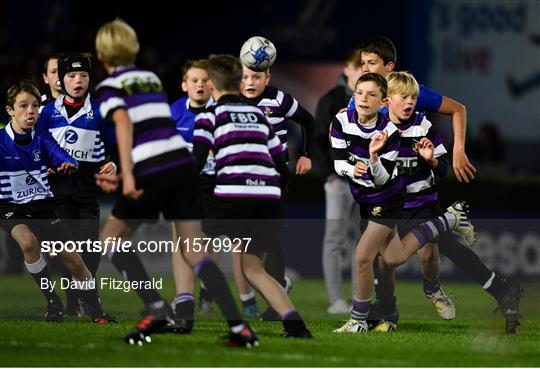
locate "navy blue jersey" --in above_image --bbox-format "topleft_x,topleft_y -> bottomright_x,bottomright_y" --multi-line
331,110 -> 403,205
347,84 -> 443,113
393,112 -> 448,209
170,96 -> 215,175
37,94 -> 115,196
0,123 -> 77,205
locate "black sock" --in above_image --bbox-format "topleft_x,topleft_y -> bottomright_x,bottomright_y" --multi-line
438,232 -> 493,285
73,278 -> 103,319
423,277 -> 441,295
199,286 -> 213,303
25,255 -> 61,304
241,296 -> 257,309
264,236 -> 287,288
282,310 -> 307,334
195,257 -> 243,327
175,299 -> 195,320
58,267 -> 80,307
484,273 -> 508,300
110,250 -> 162,305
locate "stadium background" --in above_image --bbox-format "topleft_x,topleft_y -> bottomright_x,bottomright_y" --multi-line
0,0 -> 539,284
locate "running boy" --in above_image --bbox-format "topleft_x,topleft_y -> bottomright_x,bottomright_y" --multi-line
94,19 -> 258,347
193,54 -> 312,338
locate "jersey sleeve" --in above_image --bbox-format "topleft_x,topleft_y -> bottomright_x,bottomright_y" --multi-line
41,131 -> 78,168
192,111 -> 215,172
417,84 -> 443,112
95,85 -> 128,122
330,115 -> 356,179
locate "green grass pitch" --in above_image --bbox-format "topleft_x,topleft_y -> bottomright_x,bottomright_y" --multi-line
0,275 -> 538,366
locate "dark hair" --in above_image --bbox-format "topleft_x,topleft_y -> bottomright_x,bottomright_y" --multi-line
207,54 -> 243,91
42,53 -> 64,74
344,48 -> 363,67
6,81 -> 41,107
359,36 -> 397,65
182,59 -> 209,81
355,73 -> 388,98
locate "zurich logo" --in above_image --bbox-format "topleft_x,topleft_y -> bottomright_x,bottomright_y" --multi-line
25,176 -> 38,185
64,129 -> 79,144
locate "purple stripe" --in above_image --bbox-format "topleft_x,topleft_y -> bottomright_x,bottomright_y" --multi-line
411,227 -> 429,247
281,310 -> 297,320
194,256 -> 213,275
195,118 -> 214,130
125,92 -> 168,107
351,178 -> 404,204
404,192 -> 438,209
216,152 -> 272,167
216,110 -> 266,124
269,145 -> 285,156
135,157 -> 193,178
215,130 -> 268,146
405,169 -> 433,185
350,146 -> 369,158
193,135 -> 212,146
133,127 -> 177,146
97,89 -> 123,103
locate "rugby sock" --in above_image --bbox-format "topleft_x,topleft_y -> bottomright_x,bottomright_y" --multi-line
195,256 -> 243,327
282,310 -> 308,335
109,250 -> 162,305
73,277 -> 104,319
411,215 -> 454,247
350,297 -> 371,321
423,277 -> 441,295
438,233 -> 494,288
199,286 -> 213,303
240,291 -> 258,309
175,293 -> 195,322
483,273 -> 508,300
25,255 -> 62,304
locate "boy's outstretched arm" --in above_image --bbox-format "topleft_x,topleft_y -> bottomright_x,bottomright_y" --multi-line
437,96 -> 476,183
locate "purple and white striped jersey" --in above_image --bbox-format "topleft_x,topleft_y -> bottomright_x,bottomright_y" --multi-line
193,94 -> 286,199
241,85 -> 300,152
393,112 -> 447,209
95,66 -> 192,178
331,109 -> 404,205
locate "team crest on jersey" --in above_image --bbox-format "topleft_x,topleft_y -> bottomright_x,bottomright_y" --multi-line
86,110 -> 94,119
371,206 -> 382,217
32,150 -> 41,162
263,107 -> 273,116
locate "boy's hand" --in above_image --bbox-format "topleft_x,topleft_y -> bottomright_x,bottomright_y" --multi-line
369,130 -> 388,156
95,173 -> 120,193
56,162 -> 77,175
353,161 -> 368,178
296,156 -> 312,175
122,172 -> 144,200
100,161 -> 117,176
453,149 -> 476,183
416,137 -> 435,161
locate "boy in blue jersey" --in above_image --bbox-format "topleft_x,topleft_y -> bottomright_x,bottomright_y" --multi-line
0,81 -> 112,323
94,19 -> 258,347
331,73 -> 474,333
193,54 -> 312,338
373,72 -> 523,334
38,53 -> 117,316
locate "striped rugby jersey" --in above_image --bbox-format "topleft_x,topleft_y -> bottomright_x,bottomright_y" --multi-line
193,94 -> 286,199
0,123 -> 77,205
331,109 -> 403,205
241,85 -> 308,154
392,112 -> 448,209
95,66 -> 192,178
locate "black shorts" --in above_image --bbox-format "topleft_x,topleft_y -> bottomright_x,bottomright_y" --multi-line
112,164 -> 204,226
397,202 -> 443,238
207,197 -> 282,254
0,198 -> 73,243
359,196 -> 404,230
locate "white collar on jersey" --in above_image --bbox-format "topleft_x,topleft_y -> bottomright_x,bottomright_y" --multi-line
5,121 -> 36,141
54,93 -> 93,124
